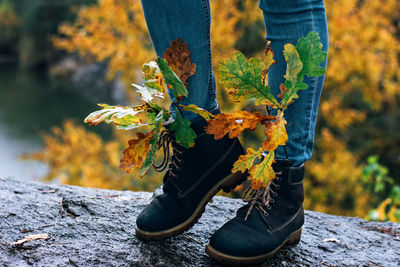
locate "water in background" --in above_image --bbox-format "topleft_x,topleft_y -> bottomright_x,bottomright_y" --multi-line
0,63 -> 114,181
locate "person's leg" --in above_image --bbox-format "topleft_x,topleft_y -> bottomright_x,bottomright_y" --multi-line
262,0 -> 329,166
135,0 -> 246,241
140,0 -> 218,120
206,0 -> 328,264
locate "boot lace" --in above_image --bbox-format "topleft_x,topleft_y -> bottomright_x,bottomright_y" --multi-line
241,171 -> 282,221
152,129 -> 185,183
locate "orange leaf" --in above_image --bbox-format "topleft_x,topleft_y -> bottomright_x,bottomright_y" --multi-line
119,131 -> 154,173
163,38 -> 196,88
206,111 -> 275,140
262,113 -> 288,151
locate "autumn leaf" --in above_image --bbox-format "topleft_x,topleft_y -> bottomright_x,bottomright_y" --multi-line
206,111 -> 275,140
218,51 -> 279,107
142,61 -> 166,92
262,112 -> 288,151
261,41 -> 276,87
8,234 -> 50,246
283,43 -> 303,88
131,61 -> 165,103
157,57 -> 188,101
232,147 -> 264,173
296,31 -> 327,79
163,38 -> 196,88
170,111 -> 196,148
119,131 -> 154,173
140,111 -> 164,177
84,104 -> 144,129
248,151 -> 276,190
179,104 -> 213,121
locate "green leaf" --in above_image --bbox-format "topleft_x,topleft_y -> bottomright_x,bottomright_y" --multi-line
179,104 -> 213,121
139,111 -> 164,177
218,51 -> 278,107
296,31 -> 327,79
283,44 -> 303,88
84,104 -> 145,129
170,111 -> 196,148
156,57 -> 188,101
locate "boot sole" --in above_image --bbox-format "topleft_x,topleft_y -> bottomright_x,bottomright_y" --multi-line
205,227 -> 302,266
135,171 -> 247,241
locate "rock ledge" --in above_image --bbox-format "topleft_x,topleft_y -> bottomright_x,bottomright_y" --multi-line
0,178 -> 399,266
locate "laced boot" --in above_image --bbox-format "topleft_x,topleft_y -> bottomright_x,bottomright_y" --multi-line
135,118 -> 247,240
205,159 -> 305,265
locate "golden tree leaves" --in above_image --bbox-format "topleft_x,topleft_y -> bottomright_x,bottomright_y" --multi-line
163,38 -> 196,88
205,111 -> 275,140
262,113 -> 288,152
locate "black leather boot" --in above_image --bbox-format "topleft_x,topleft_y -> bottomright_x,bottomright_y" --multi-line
135,118 -> 247,240
205,159 -> 305,265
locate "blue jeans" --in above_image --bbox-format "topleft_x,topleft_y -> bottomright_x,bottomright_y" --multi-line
140,0 -> 328,166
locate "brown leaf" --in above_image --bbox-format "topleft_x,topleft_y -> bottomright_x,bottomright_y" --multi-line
163,38 -> 196,88
206,111 -> 275,140
278,83 -> 289,100
119,131 -> 154,173
8,234 -> 50,245
261,41 -> 276,87
262,112 -> 288,151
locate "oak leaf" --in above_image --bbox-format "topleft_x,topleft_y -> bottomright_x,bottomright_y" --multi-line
206,111 -> 275,140
170,111 -> 196,148
139,111 -> 164,177
249,151 -> 276,190
261,41 -> 276,87
262,112 -> 288,151
120,131 -> 154,173
163,38 -> 196,88
179,104 -> 213,121
218,51 -> 279,107
157,57 -> 188,101
232,147 -> 264,173
84,104 -> 143,129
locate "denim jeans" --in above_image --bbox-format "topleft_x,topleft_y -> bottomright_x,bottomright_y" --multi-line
140,0 -> 328,166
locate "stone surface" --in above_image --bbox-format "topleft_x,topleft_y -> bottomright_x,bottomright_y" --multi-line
0,177 -> 399,267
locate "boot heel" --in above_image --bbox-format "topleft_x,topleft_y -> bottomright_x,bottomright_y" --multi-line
286,228 -> 302,246
220,171 -> 247,193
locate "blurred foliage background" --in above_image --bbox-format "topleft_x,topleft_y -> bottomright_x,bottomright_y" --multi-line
1,0 -> 399,222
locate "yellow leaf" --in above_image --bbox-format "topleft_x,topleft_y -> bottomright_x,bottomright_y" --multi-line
119,131 -> 154,173
249,151 -> 276,190
232,147 -> 263,173
180,104 -> 214,121
262,112 -> 288,151
206,111 -> 275,140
